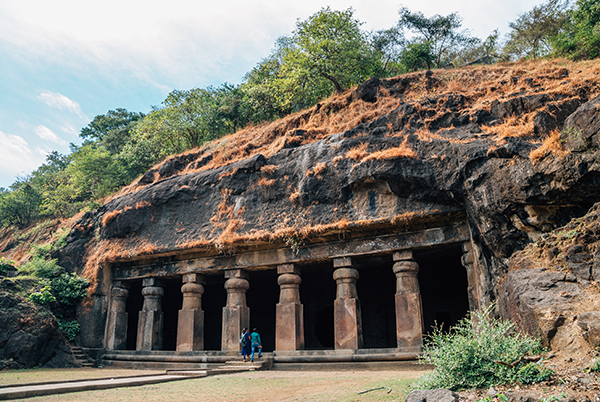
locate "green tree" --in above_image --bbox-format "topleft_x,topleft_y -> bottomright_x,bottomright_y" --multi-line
397,7 -> 473,68
369,27 -> 407,76
399,41 -> 436,71
0,180 -> 42,229
553,0 -> 600,60
503,0 -> 569,60
243,7 -> 382,116
80,108 -> 144,154
29,152 -> 77,219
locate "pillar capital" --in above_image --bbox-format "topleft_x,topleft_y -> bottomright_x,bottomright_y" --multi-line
332,256 -> 353,268
277,263 -> 300,275
182,273 -> 206,284
224,269 -> 249,280
142,277 -> 163,287
277,273 -> 302,286
333,267 -> 359,282
393,249 -> 413,262
224,277 -> 250,291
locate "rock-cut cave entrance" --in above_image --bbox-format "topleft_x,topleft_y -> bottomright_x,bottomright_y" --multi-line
301,261 -> 336,349
415,245 -> 469,335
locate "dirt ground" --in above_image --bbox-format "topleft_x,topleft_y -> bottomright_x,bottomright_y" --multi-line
1,369 -> 428,402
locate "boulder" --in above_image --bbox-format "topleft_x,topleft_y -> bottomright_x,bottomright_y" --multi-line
562,94 -> 600,151
577,311 -> 600,348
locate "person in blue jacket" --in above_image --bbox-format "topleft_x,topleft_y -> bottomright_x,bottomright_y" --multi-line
250,328 -> 262,362
240,327 -> 251,362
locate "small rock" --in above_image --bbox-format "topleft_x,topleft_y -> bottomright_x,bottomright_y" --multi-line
405,388 -> 459,402
488,387 -> 498,397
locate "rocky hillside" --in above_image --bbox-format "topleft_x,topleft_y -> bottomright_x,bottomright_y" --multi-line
2,59 -> 600,372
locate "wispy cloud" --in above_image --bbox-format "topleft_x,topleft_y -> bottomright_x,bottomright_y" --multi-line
0,130 -> 47,183
35,125 -> 66,145
37,91 -> 87,119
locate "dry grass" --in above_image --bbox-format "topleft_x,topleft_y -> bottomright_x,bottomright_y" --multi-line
529,130 -> 569,163
306,162 -> 327,176
260,164 -> 278,174
101,206 -> 132,226
257,177 -> 276,187
482,113 -> 535,140
361,138 -> 417,162
345,142 -> 369,160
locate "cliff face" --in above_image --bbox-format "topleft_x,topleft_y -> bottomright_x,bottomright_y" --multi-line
57,60 -> 600,351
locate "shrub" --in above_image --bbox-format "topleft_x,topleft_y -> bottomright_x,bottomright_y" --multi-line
0,257 -> 15,276
29,285 -> 56,305
50,273 -> 89,305
57,318 -> 80,341
587,358 -> 600,372
18,257 -> 62,279
516,362 -> 554,384
413,305 -> 546,391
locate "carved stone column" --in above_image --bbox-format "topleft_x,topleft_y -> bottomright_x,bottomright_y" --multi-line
461,241 -> 481,311
136,278 -> 164,351
393,250 -> 423,351
105,281 -> 130,350
221,269 -> 250,351
333,257 -> 363,350
276,264 -> 304,350
176,273 -> 205,351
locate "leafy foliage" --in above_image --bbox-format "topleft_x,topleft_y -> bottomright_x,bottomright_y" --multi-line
28,285 -> 56,305
57,318 -> 81,341
19,258 -> 62,279
414,306 -> 546,391
50,273 -> 89,305
552,0 -> 600,60
0,257 -> 15,276
503,0 -> 569,60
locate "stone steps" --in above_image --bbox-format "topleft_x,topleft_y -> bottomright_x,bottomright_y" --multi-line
71,346 -> 95,368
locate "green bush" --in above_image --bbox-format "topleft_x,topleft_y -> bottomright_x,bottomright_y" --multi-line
29,285 -> 56,305
0,257 -> 15,276
588,358 -> 600,372
18,257 -> 62,279
50,273 -> 89,305
516,362 -> 554,384
57,318 -> 80,341
413,305 -> 546,391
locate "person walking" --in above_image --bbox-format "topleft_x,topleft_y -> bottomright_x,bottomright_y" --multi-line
250,328 -> 262,362
240,328 -> 250,362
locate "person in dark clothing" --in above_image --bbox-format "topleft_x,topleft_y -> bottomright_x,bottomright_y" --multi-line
250,328 -> 262,362
240,328 -> 250,362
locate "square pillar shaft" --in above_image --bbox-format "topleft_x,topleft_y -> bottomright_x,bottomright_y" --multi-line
221,269 -> 250,351
332,257 -> 363,350
393,250 -> 423,351
176,273 -> 206,351
105,281 -> 129,350
136,278 -> 164,351
276,264 -> 304,350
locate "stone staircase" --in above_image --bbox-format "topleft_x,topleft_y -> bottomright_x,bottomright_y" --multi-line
211,357 -> 272,373
70,346 -> 95,367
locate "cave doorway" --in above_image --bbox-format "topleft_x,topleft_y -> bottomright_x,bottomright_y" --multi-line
203,275 -> 226,351
354,255 -> 397,349
300,261 -> 336,349
415,245 -> 469,335
125,279 -> 142,351
247,269 -> 278,352
161,278 -> 183,351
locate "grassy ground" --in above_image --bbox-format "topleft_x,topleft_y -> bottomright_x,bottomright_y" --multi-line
0,368 -> 428,401
0,368 -> 162,386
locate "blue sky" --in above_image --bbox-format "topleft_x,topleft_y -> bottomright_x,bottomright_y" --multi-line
0,0 -> 543,189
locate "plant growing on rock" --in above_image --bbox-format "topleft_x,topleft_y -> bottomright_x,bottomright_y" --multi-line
414,305 -> 547,391
50,273 -> 89,305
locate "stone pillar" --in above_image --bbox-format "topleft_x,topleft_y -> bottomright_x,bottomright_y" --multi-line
461,241 -> 481,311
333,257 -> 363,350
105,281 -> 130,350
276,264 -> 304,350
221,269 -> 250,351
393,250 -> 424,351
136,278 -> 164,351
176,273 -> 205,351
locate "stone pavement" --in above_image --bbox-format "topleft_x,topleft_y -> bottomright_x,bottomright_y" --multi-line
0,371 -> 207,400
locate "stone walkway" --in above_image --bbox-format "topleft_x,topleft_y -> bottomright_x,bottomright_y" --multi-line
0,371 -> 207,400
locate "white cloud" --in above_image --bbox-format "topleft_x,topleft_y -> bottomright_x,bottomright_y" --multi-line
35,125 -> 66,145
0,130 -> 47,181
37,91 -> 86,119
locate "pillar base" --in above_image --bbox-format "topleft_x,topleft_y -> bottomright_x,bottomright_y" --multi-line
137,310 -> 164,351
222,306 -> 249,351
176,309 -> 204,351
276,303 -> 304,350
334,298 -> 363,350
395,293 -> 423,350
106,311 -> 128,350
